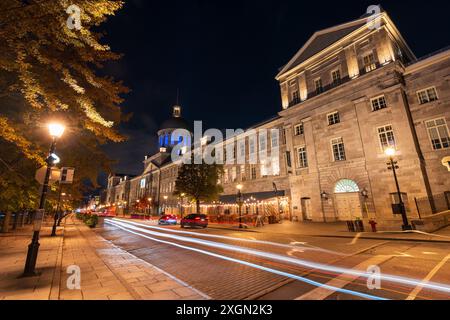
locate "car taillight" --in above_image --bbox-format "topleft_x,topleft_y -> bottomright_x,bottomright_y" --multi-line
195,217 -> 201,220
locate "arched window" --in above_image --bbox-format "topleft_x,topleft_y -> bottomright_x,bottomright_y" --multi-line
334,179 -> 360,193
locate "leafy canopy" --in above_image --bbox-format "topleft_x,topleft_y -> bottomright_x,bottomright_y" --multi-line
0,1 -> 129,211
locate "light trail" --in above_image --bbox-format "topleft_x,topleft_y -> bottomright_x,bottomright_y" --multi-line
106,220 -> 387,300
112,218 -> 344,256
107,219 -> 450,296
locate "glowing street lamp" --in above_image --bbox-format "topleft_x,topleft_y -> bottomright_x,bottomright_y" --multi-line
24,123 -> 65,276
385,148 -> 412,230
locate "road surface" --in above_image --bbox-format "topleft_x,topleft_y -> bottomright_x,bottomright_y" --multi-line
97,218 -> 450,300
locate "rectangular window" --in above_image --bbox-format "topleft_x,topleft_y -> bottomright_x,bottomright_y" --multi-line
239,140 -> 245,158
314,78 -> 323,95
289,80 -> 300,105
417,87 -> 438,105
286,151 -> 292,168
363,53 -> 377,72
297,146 -> 308,168
291,90 -> 300,105
331,69 -> 341,85
271,130 -> 279,148
327,112 -> 340,126
251,166 -> 257,180
378,125 -> 396,150
281,128 -> 287,145
249,138 -> 256,154
259,134 -> 267,151
240,165 -> 246,181
426,118 -> 450,150
331,138 -> 346,161
371,95 -> 387,111
294,123 -> 304,136
231,167 -> 237,182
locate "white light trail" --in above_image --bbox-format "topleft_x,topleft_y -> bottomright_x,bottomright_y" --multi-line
106,220 -> 387,300
112,218 -> 344,256
107,219 -> 450,296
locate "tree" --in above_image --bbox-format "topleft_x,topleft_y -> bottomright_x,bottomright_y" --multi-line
0,1 -> 129,211
174,156 -> 223,213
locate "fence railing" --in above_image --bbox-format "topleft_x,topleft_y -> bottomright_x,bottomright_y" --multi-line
414,192 -> 450,218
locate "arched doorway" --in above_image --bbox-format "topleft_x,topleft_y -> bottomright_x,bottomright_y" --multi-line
334,179 -> 363,221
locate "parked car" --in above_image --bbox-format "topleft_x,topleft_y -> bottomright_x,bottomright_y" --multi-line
180,214 -> 208,228
158,214 -> 178,225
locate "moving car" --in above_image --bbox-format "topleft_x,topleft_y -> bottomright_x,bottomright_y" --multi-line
158,214 -> 178,225
180,214 -> 208,228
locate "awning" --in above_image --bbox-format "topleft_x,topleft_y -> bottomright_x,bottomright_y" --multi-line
218,190 -> 286,205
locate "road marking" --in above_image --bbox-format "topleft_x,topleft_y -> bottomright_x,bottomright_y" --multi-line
112,218 -> 343,256
348,233 -> 362,245
406,253 -> 450,300
295,255 -> 392,300
106,219 -> 450,295
107,220 -> 387,300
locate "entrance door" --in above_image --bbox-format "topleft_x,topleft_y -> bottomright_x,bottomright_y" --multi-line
301,198 -> 312,221
335,193 -> 362,221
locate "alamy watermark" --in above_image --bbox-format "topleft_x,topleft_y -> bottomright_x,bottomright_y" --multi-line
66,4 -> 82,30
66,265 -> 81,290
366,265 -> 381,290
169,121 -> 280,171
366,5 -> 382,31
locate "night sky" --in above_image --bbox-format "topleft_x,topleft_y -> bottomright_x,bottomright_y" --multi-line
100,0 -> 450,177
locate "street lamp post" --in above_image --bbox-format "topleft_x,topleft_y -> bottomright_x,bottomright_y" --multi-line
236,184 -> 244,229
385,147 -> 412,231
23,123 -> 65,277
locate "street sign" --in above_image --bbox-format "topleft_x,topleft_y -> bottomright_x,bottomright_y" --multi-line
60,167 -> 75,184
35,166 -> 61,185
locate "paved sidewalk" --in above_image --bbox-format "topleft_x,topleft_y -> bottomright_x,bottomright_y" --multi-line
0,216 -> 208,300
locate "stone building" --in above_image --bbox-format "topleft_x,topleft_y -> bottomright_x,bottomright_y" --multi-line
101,10 -> 450,230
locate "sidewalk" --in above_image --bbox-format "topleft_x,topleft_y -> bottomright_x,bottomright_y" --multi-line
0,216 -> 208,300
207,221 -> 450,243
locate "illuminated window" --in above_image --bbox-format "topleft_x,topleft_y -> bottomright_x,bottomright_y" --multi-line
251,166 -> 257,180
417,87 -> 438,105
294,123 -> 304,136
331,138 -> 346,161
378,125 -> 396,150
297,146 -> 308,168
271,130 -> 279,148
363,53 -> 377,72
371,95 -> 387,111
334,179 -> 360,193
331,69 -> 341,85
314,78 -> 323,95
327,112 -> 340,126
426,118 -> 450,150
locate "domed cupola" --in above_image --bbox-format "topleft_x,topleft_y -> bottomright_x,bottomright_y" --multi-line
157,105 -> 191,152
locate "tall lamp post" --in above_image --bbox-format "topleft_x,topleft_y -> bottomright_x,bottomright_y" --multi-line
23,123 -> 65,277
236,184 -> 244,229
385,147 -> 412,231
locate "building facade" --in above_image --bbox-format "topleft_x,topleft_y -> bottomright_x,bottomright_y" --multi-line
101,10 -> 450,230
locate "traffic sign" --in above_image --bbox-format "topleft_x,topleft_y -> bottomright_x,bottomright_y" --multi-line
35,166 -> 61,185
60,167 -> 75,184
